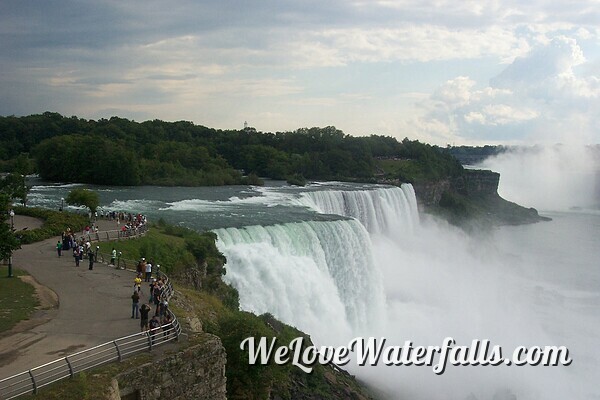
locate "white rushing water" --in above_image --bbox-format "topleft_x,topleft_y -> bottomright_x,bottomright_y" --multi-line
297,184 -> 419,235
214,181 -> 599,400
215,218 -> 386,344
25,176 -> 598,399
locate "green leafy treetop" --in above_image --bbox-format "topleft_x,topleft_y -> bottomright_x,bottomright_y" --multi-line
0,173 -> 29,206
65,188 -> 100,215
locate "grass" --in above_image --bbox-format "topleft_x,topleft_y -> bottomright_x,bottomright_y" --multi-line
377,159 -> 429,183
0,267 -> 39,334
96,227 -> 193,274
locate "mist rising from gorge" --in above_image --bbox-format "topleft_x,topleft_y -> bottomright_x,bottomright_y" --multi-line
479,145 -> 600,211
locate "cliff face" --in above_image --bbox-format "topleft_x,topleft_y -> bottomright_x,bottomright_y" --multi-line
410,169 -> 499,207
453,169 -> 500,197
111,334 -> 227,400
409,169 -> 547,226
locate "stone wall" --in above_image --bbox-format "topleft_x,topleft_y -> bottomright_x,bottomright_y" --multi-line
112,334 -> 226,400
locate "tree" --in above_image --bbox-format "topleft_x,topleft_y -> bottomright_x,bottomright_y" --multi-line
0,173 -> 29,206
0,194 -> 20,260
66,188 -> 100,215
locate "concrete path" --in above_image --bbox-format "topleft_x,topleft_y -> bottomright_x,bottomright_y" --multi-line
0,217 -> 148,379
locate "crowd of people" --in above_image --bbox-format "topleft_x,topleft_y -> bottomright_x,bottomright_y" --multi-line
131,267 -> 174,345
57,228 -> 98,269
55,214 -> 176,346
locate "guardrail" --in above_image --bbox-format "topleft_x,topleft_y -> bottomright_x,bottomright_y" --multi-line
0,271 -> 180,400
78,224 -> 148,244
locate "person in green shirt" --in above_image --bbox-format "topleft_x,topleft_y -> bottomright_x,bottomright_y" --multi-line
56,241 -> 62,257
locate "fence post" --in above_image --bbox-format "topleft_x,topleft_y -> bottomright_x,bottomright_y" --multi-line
28,370 -> 37,394
65,356 -> 75,378
113,340 -> 123,362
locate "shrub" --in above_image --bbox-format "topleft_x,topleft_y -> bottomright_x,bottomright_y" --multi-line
14,207 -> 88,244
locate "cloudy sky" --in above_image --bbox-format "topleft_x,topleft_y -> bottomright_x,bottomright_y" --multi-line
1,0 -> 598,145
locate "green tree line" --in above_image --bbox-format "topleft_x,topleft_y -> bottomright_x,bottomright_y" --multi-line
0,112 -> 463,185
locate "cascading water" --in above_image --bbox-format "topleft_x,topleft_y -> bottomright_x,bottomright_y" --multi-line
298,184 -> 419,235
26,179 -> 596,399
213,182 -> 595,399
214,184 -> 419,345
214,218 -> 385,344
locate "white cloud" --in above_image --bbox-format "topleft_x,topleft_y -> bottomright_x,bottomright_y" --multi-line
290,25 -> 530,66
0,0 -> 599,142
411,35 -> 599,144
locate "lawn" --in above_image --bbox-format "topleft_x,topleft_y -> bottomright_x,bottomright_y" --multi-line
0,267 -> 39,334
378,159 -> 429,183
96,228 -> 194,274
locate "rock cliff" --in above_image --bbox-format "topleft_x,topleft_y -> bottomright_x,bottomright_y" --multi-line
408,169 -> 547,225
411,169 -> 500,207
111,334 -> 227,400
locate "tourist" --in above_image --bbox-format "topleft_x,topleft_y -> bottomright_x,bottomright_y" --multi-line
56,241 -> 62,257
162,313 -> 173,338
134,274 -> 142,293
131,290 -> 140,319
158,299 -> 168,319
145,260 -> 152,282
110,247 -> 117,266
73,246 -> 80,267
149,315 -> 161,345
136,258 -> 145,275
153,284 -> 161,314
88,249 -> 94,270
140,303 -> 151,332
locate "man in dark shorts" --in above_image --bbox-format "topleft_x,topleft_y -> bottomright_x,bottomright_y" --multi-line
140,303 -> 151,332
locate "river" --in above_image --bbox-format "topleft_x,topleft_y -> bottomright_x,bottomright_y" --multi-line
26,174 -> 600,400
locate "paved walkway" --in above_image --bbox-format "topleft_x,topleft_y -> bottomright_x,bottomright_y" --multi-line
0,217 -> 146,379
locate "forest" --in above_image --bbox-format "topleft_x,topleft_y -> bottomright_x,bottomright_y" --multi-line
0,112 -> 463,186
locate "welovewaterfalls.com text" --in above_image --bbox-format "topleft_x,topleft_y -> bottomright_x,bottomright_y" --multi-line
240,337 -> 572,374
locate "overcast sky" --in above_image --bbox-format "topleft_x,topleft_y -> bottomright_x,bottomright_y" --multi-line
1,0 -> 598,145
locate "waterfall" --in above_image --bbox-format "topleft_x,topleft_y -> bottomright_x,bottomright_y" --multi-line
214,219 -> 385,343
298,184 -> 419,235
214,184 -> 419,344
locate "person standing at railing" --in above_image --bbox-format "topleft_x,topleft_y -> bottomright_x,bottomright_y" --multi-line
140,303 -> 151,332
131,290 -> 140,319
158,299 -> 168,319
153,283 -> 162,315
149,315 -> 160,346
162,313 -> 173,338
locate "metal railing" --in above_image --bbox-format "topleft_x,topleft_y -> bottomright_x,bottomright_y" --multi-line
78,224 -> 148,244
0,270 -> 181,400
95,251 -> 137,271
